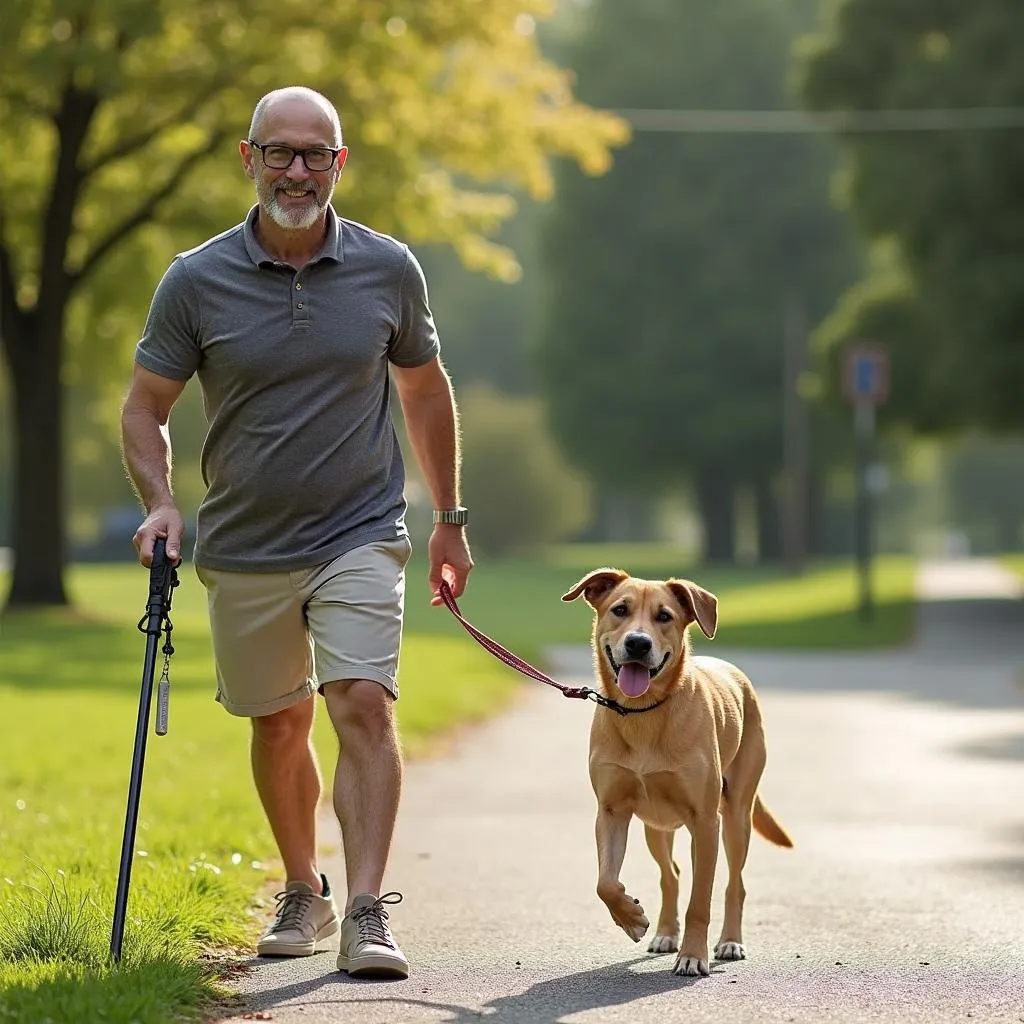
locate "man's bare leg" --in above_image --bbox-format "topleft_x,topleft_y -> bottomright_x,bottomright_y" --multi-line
251,696 -> 324,893
322,680 -> 402,911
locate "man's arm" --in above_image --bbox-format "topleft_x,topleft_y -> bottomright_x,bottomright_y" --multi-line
391,357 -> 474,603
121,363 -> 188,566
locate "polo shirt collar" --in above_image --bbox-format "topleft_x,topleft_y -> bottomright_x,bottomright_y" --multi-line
242,204 -> 345,267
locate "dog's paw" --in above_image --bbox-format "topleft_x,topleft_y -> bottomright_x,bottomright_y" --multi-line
714,940 -> 746,961
672,953 -> 710,977
607,894 -> 649,943
619,912 -> 649,943
648,932 -> 679,954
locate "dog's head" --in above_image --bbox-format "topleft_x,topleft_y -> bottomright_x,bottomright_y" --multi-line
561,568 -> 718,701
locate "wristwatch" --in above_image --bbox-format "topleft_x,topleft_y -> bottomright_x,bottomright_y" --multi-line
432,506 -> 469,526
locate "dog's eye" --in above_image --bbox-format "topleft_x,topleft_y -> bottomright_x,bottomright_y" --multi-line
611,603 -> 628,617
655,609 -> 673,623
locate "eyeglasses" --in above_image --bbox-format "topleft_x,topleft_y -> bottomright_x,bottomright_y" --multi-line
248,141 -> 341,172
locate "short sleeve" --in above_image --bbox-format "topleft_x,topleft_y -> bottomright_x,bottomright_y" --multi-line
134,256 -> 202,381
389,247 -> 441,368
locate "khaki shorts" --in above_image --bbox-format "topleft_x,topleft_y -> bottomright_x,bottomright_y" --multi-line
195,536 -> 413,717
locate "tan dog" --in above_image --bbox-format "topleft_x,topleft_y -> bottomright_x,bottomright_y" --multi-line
562,568 -> 793,977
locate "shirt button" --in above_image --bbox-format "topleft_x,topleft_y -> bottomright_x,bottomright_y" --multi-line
296,302 -> 304,309
295,283 -> 302,290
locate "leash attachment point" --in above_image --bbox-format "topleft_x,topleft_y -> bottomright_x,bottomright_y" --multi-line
562,686 -> 630,716
438,581 -> 661,717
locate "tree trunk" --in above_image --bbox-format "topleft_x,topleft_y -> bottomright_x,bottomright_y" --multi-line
754,471 -> 784,563
4,311 -> 68,606
695,466 -> 736,563
1,82 -> 100,609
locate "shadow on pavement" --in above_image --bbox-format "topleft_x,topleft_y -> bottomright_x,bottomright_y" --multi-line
230,953 -> 718,1023
959,829 -> 1024,889
953,732 -> 1024,761
961,853 -> 1024,888
914,597 -> 1024,666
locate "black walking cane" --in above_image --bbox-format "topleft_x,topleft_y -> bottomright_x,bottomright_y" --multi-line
110,537 -> 179,964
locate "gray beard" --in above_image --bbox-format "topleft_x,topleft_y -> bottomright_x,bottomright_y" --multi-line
258,179 -> 333,230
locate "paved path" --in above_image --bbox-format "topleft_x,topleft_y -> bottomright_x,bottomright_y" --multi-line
219,559 -> 1024,1024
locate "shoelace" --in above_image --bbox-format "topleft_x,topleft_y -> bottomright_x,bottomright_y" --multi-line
352,891 -> 403,947
272,889 -> 315,932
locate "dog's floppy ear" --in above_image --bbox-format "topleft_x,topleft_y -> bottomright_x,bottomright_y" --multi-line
561,568 -> 628,607
667,579 -> 718,639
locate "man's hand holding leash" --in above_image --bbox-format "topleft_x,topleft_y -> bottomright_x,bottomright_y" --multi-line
429,521 -> 473,607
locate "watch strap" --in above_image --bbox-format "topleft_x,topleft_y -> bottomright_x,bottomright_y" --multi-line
432,506 -> 469,526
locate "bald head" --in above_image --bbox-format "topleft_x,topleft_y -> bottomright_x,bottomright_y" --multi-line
249,87 -> 343,146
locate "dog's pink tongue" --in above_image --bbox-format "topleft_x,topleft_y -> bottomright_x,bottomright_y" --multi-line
617,663 -> 652,698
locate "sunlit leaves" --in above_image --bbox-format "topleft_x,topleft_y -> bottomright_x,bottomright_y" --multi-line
0,0 -> 628,382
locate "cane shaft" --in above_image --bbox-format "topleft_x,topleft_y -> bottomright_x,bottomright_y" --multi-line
110,630 -> 160,961
110,538 -> 175,964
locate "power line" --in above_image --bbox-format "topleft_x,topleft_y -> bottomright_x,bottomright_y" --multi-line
618,106 -> 1024,134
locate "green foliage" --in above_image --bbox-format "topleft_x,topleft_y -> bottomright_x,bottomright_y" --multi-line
811,246 -> 947,429
0,0 -> 628,375
458,383 -> 592,557
942,435 -> 1024,552
534,0 -> 858,493
799,0 -> 1024,430
0,0 -> 630,605
415,196 -> 545,397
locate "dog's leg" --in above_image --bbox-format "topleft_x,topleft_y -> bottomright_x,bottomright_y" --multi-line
715,798 -> 753,961
595,807 -> 649,943
716,714 -> 769,960
672,815 -> 719,977
644,825 -> 680,953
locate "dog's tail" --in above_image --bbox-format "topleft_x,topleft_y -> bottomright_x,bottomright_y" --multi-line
752,795 -> 794,848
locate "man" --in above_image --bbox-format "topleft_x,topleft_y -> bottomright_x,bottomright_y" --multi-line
120,85 -> 473,980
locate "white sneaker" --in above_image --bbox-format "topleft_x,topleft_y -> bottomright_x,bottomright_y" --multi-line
337,892 -> 409,979
257,875 -> 340,956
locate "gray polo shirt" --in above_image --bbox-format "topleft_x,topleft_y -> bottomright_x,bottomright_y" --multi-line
135,205 -> 440,572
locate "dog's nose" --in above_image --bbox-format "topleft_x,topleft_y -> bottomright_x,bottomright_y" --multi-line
623,632 -> 652,660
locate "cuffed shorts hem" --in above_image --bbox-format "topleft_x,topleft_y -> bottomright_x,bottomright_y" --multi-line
217,678 -> 319,718
197,538 -> 410,716
317,667 -> 399,700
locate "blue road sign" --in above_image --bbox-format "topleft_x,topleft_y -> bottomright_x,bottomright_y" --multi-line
843,344 -> 889,406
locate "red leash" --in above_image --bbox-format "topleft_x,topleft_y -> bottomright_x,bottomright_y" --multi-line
437,580 -> 634,716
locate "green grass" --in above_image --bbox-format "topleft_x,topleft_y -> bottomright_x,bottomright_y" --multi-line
1001,554 -> 1024,583
0,549 -> 916,1022
407,547 -> 919,654
0,562 -> 519,1024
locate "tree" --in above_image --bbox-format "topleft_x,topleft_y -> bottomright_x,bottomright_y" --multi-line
414,198 -> 545,397
457,383 -> 591,557
944,435 -> 1024,552
0,0 -> 628,608
799,0 -> 1024,433
534,0 -> 858,560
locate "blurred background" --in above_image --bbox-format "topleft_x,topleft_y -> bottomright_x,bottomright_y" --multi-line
2,0 -> 1023,603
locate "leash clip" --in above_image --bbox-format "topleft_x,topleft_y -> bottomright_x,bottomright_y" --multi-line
564,686 -> 630,716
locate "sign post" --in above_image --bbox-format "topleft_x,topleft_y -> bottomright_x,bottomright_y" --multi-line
842,344 -> 889,623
